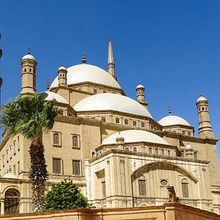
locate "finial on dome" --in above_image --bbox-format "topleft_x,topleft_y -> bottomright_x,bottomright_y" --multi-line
28,48 -> 31,54
168,105 -> 172,115
46,81 -> 50,90
82,53 -> 86,64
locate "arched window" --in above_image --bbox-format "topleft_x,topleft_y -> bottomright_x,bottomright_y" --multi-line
115,118 -> 120,124
155,148 -> 158,155
124,119 -> 128,125
141,122 -> 145,127
138,177 -> 146,196
53,132 -> 60,146
149,147 -> 152,154
181,178 -> 189,198
4,189 -> 20,214
133,121 -> 137,126
194,152 -> 198,160
101,117 -> 106,122
72,135 -> 79,148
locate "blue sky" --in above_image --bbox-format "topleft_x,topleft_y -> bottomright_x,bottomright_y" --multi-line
1,0 -> 220,162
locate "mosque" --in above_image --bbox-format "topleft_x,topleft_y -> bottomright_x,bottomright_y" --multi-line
0,39 -> 220,215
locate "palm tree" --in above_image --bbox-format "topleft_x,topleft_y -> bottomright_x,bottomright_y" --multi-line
0,94 -> 60,212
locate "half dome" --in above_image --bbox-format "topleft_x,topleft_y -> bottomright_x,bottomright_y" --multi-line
73,93 -> 152,118
50,64 -> 121,89
158,115 -> 190,127
102,130 -> 169,145
41,91 -> 68,104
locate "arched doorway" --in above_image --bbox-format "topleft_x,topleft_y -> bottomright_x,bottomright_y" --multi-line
4,189 -> 20,214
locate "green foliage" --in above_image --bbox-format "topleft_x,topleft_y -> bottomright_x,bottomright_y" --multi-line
0,94 -> 60,140
45,180 -> 90,210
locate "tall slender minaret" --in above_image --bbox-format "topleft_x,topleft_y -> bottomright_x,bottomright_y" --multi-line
196,95 -> 215,139
20,49 -> 37,96
108,38 -> 117,80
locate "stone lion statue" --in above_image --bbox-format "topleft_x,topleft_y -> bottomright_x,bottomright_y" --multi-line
167,185 -> 179,203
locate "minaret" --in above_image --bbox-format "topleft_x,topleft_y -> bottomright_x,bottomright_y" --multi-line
58,66 -> 67,87
108,38 -> 117,80
136,84 -> 148,109
196,95 -> 215,139
20,49 -> 37,96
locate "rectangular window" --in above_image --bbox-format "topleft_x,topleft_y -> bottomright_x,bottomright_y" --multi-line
13,164 -> 16,175
102,180 -> 106,197
182,183 -> 189,198
53,158 -> 62,174
2,155 -> 4,166
6,149 -> 9,162
72,160 -> 81,176
9,146 -> 12,159
53,132 -> 61,146
17,136 -> 20,151
13,141 -> 16,155
18,161 -> 20,174
72,135 -> 80,148
138,179 -> 146,196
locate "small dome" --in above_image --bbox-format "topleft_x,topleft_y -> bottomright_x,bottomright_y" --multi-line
22,54 -> 36,61
2,173 -> 18,179
116,133 -> 124,142
185,144 -> 193,151
73,93 -> 152,118
197,96 -> 207,103
136,84 -> 144,89
158,115 -> 190,127
50,64 -> 121,89
58,66 -> 67,71
41,91 -> 68,104
102,130 -> 169,145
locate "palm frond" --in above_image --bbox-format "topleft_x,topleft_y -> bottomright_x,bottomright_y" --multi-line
0,94 -> 60,140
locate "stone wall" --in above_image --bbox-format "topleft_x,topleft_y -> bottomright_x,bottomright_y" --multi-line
1,203 -> 220,220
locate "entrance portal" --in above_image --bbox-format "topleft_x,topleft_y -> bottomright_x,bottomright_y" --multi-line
4,189 -> 20,214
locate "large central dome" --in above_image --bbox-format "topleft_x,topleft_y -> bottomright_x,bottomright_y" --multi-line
50,64 -> 121,89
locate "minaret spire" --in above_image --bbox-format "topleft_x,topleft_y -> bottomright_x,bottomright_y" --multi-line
82,53 -> 86,64
108,37 -> 117,80
168,105 -> 172,115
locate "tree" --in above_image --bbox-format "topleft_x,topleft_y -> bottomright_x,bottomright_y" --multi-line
45,180 -> 90,210
0,94 -> 60,212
